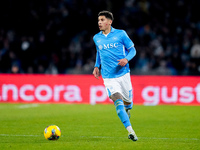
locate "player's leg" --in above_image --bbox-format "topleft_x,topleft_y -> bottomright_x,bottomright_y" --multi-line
110,92 -> 131,129
121,73 -> 134,118
103,76 -> 137,141
120,73 -> 138,141
122,100 -> 137,137
124,101 -> 133,118
110,93 -> 137,141
122,101 -> 137,141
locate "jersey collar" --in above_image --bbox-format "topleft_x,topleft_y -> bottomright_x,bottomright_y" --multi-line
100,26 -> 115,34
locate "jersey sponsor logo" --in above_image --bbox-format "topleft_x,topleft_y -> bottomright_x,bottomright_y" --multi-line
98,43 -> 118,50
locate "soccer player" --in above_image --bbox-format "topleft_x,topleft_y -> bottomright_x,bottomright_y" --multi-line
92,10 -> 138,141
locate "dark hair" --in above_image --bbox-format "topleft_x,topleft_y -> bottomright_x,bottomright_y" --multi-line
98,10 -> 114,21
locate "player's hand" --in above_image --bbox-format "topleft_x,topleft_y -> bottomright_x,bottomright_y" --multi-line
117,58 -> 128,67
93,67 -> 100,79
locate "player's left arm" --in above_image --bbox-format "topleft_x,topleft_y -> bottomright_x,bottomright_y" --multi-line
117,46 -> 136,66
118,30 -> 136,67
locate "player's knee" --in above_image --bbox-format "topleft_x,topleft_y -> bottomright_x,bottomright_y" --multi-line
110,92 -> 123,102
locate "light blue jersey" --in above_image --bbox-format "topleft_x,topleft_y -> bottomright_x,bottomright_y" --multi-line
93,27 -> 136,78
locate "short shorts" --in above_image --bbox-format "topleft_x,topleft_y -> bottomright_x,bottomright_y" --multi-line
103,73 -> 133,103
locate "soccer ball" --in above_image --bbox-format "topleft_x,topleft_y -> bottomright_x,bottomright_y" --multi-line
44,125 -> 61,140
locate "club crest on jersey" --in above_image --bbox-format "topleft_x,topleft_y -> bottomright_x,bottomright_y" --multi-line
99,43 -> 118,50
98,45 -> 103,50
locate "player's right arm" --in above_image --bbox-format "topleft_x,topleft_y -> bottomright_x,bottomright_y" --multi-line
93,47 -> 101,79
93,67 -> 100,79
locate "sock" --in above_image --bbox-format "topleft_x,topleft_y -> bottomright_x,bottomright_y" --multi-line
124,101 -> 133,110
126,126 -> 134,133
114,99 -> 131,128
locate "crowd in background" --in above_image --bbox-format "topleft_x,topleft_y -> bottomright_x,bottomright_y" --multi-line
0,0 -> 200,75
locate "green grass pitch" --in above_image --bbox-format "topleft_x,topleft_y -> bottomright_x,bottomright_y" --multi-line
0,103 -> 199,150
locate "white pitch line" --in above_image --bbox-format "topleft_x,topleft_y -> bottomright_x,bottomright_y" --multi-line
16,104 -> 39,109
139,137 -> 199,141
0,134 -> 199,141
0,134 -> 41,137
79,136 -> 200,141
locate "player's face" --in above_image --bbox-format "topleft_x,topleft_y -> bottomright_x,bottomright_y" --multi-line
98,16 -> 112,31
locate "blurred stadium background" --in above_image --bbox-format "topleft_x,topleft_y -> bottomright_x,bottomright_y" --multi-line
0,0 -> 200,75
0,2 -> 200,149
